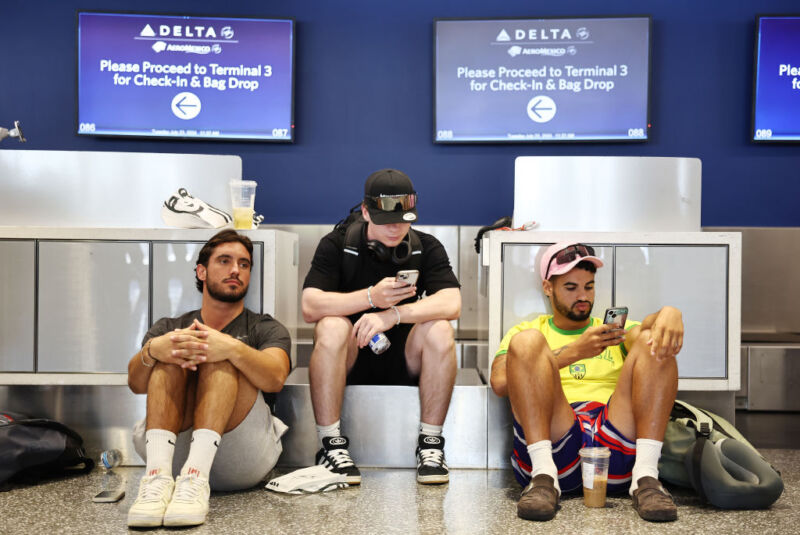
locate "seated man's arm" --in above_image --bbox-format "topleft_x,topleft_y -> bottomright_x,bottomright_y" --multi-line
624,306 -> 683,359
490,353 -> 509,397
351,287 -> 461,348
127,327 -> 204,394
189,320 -> 290,392
301,286 -> 374,323
302,277 -> 419,323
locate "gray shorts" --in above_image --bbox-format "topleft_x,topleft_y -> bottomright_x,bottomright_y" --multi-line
133,395 -> 287,491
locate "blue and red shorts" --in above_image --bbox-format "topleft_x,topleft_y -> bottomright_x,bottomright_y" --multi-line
511,400 -> 636,494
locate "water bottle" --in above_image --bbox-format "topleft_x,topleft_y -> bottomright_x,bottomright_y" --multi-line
369,332 -> 391,355
100,449 -> 122,470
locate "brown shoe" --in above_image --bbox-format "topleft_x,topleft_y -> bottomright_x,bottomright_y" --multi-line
632,476 -> 678,522
517,474 -> 560,521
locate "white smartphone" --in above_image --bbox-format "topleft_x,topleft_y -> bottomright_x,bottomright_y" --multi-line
603,306 -> 629,328
92,488 -> 125,503
396,269 -> 419,286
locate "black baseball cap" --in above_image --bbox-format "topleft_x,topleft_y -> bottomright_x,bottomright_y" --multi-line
363,169 -> 418,225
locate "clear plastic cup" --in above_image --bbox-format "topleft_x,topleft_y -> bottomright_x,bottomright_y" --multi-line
579,446 -> 611,507
229,180 -> 257,229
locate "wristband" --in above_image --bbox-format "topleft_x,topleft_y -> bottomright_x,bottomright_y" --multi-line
391,305 -> 401,326
141,339 -> 156,368
367,285 -> 376,308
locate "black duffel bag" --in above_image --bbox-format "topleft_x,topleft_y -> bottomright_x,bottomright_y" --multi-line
0,411 -> 94,488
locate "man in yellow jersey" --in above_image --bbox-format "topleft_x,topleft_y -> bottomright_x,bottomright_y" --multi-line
490,242 -> 683,522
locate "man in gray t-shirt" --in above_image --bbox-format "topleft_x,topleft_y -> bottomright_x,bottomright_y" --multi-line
126,230 -> 291,528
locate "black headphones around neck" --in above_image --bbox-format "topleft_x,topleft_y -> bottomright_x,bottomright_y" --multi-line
362,223 -> 413,265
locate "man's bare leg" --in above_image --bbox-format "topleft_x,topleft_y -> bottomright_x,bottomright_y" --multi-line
607,328 -> 678,521
506,329 -> 576,444
505,329 -> 575,521
405,319 -> 456,484
308,316 -> 361,484
405,319 -> 457,427
309,316 -> 359,427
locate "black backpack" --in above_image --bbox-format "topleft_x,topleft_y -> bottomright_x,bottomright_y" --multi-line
334,203 -> 422,288
0,411 -> 94,489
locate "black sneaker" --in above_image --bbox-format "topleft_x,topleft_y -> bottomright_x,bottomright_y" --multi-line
315,436 -> 361,485
416,434 -> 449,484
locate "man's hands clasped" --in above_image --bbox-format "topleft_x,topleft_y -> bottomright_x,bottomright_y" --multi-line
149,319 -> 239,371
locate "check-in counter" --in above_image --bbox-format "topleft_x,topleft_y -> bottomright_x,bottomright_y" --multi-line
0,227 -> 298,383
482,231 -> 742,467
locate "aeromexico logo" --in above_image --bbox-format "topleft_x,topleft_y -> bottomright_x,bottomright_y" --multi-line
328,437 -> 347,447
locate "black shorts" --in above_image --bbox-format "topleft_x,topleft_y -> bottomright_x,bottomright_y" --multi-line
346,323 -> 417,386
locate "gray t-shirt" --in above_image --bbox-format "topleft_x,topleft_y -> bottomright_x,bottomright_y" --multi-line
143,308 -> 291,406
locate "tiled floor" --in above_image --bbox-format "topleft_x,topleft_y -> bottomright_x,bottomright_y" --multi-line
1,448 -> 797,534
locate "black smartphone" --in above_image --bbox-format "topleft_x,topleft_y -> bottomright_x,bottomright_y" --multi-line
603,307 -> 629,329
92,488 -> 125,503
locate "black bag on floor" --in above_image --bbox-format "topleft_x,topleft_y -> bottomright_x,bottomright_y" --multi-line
658,400 -> 783,509
0,411 -> 94,488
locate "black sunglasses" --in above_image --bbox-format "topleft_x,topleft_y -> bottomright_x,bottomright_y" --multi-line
545,244 -> 596,280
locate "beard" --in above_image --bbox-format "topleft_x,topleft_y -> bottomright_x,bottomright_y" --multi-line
206,278 -> 249,303
553,295 -> 593,322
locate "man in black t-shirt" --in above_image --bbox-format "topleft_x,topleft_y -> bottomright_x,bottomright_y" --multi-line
126,230 -> 291,528
302,168 -> 461,485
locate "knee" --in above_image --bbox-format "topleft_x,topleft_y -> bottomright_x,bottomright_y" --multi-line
507,329 -> 549,366
313,316 -> 352,354
421,320 -> 456,357
198,359 -> 237,379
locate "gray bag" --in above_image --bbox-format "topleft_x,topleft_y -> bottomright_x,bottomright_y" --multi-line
658,400 -> 783,509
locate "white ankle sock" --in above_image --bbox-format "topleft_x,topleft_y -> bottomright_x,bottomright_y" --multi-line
144,429 -> 176,477
629,438 -> 663,495
526,440 -> 561,495
180,429 -> 221,479
316,420 -> 341,445
419,422 -> 443,436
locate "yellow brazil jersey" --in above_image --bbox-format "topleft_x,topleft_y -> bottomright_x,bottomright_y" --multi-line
495,315 -> 639,404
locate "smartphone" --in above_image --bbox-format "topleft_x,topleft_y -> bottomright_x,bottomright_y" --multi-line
603,307 -> 629,329
396,269 -> 419,286
92,488 -> 125,503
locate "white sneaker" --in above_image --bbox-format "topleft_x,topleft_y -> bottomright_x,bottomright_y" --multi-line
163,473 -> 211,527
161,188 -> 232,229
127,473 -> 175,527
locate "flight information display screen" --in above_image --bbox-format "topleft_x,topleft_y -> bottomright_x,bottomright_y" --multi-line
752,15 -> 800,142
434,16 -> 651,143
77,12 -> 295,141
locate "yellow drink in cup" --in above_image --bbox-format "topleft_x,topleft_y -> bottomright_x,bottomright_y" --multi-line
233,207 -> 254,230
229,180 -> 257,230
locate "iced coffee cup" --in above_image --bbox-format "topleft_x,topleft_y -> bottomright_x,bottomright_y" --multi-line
579,446 -> 611,508
229,180 -> 257,229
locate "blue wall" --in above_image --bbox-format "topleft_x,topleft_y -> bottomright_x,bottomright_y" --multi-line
2,1 -> 798,226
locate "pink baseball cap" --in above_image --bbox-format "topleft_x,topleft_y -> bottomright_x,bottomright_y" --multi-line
540,242 -> 604,281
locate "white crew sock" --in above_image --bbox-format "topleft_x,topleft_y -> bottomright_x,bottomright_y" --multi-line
629,438 -> 663,495
419,422 -> 443,437
180,429 -> 221,479
316,420 -> 341,445
526,440 -> 561,495
144,429 -> 177,478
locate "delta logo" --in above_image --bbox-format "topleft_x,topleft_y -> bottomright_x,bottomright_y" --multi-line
495,26 -> 586,42
139,23 -> 235,40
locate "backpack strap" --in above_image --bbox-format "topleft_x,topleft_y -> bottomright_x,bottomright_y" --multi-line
341,221 -> 422,289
